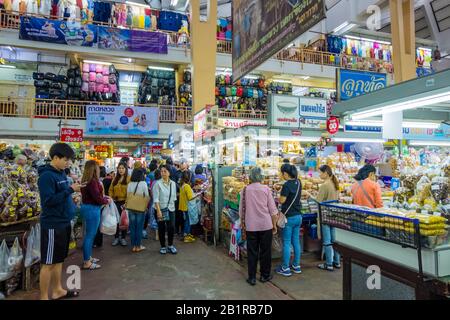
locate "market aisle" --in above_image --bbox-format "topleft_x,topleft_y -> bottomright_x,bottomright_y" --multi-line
9,235 -> 342,300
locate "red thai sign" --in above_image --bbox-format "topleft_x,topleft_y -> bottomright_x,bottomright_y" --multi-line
327,117 -> 340,135
94,145 -> 109,153
60,128 -> 83,143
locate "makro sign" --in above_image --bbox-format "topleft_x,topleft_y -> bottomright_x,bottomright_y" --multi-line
337,69 -> 387,101
269,94 -> 327,129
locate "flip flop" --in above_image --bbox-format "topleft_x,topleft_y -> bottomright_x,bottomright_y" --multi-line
90,258 -> 100,263
53,290 -> 80,300
82,262 -> 101,270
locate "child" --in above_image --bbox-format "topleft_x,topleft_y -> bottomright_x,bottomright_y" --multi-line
38,143 -> 81,300
179,171 -> 197,243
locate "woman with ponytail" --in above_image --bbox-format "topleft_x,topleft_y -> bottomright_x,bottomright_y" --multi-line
314,165 -> 341,271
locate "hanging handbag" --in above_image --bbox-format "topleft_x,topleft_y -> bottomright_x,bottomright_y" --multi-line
277,180 -> 301,228
126,182 -> 150,213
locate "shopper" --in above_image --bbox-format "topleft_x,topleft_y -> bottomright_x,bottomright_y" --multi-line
239,167 -> 278,286
120,156 -> 133,175
38,143 -> 81,300
153,165 -> 178,254
193,164 -> 207,184
165,157 -> 178,182
351,164 -> 383,209
109,162 -> 130,246
276,164 -> 303,277
80,160 -> 111,270
313,165 -> 341,271
94,166 -> 109,248
143,161 -> 158,239
179,171 -> 197,243
102,171 -> 113,196
126,168 -> 150,253
175,159 -> 193,237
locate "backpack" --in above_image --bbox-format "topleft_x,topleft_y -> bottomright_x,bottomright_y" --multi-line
32,72 -> 44,80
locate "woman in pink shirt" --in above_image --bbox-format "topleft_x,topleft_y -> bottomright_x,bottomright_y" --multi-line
351,164 -> 383,209
239,167 -> 278,286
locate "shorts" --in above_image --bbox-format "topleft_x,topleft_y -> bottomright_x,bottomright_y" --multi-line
41,225 -> 71,265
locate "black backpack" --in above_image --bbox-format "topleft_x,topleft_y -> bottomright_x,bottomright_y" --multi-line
44,73 -> 57,81
33,72 -> 44,80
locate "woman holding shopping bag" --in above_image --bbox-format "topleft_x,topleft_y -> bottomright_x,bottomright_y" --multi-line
109,162 -> 130,246
80,160 -> 111,270
126,167 -> 150,253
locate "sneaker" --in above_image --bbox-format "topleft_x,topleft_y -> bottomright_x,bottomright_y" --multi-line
184,237 -> 194,243
168,245 -> 178,254
188,234 -> 196,241
275,266 -> 292,277
318,263 -> 334,271
259,275 -> 273,283
120,238 -> 127,246
333,262 -> 341,269
112,238 -> 120,246
142,230 -> 148,239
160,247 -> 167,254
291,265 -> 302,274
246,278 -> 256,286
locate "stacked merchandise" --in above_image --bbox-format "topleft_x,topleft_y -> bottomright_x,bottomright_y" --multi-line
81,63 -> 119,102
178,70 -> 192,107
158,10 -> 188,32
0,237 -> 24,296
138,68 -> 176,105
67,66 -> 84,101
267,81 -> 293,95
215,75 -> 267,111
217,18 -> 232,41
33,71 -> 68,100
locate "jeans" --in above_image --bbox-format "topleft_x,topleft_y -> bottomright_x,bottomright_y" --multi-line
182,211 -> 190,235
322,224 -> 340,266
128,210 -> 146,247
246,230 -> 273,280
282,215 -> 302,269
156,210 -> 175,248
81,204 -> 101,262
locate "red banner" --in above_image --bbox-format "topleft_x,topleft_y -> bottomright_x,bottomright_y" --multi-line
114,152 -> 131,158
291,130 -> 302,136
60,128 -> 83,142
94,145 -> 109,153
327,117 -> 340,135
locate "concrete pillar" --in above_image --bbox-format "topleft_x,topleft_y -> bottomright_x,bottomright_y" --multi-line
190,0 -> 217,115
389,0 -> 416,82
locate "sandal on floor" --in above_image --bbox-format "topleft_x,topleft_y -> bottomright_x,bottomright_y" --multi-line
136,246 -> 146,252
52,290 -> 80,300
317,263 -> 334,271
82,262 -> 101,270
90,258 -> 100,263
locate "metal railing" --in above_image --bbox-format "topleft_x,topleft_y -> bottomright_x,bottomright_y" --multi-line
218,109 -> 267,119
0,97 -> 192,124
1,10 -> 395,73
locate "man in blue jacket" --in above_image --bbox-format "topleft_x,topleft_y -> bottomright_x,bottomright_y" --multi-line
38,143 -> 81,300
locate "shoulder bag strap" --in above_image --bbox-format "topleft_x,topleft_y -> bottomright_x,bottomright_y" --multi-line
165,181 -> 173,210
357,180 -> 376,207
133,181 -> 139,195
241,186 -> 246,226
283,180 -> 301,215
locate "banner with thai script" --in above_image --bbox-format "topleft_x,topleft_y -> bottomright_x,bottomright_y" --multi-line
337,69 -> 387,101
299,97 -> 327,129
130,30 -> 168,54
20,16 -> 97,47
98,27 -> 131,51
86,105 -> 159,136
232,0 -> 326,81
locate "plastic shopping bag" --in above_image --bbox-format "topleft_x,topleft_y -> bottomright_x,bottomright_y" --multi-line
24,226 -> 40,268
119,209 -> 129,231
101,203 -> 120,235
0,239 -> 13,281
188,198 -> 201,226
9,238 -> 23,273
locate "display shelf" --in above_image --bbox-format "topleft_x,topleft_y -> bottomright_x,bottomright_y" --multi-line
0,216 -> 39,228
224,200 -> 239,211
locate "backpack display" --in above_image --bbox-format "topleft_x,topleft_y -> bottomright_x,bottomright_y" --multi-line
67,69 -> 76,78
89,64 -> 96,72
68,78 -> 75,87
237,86 -> 243,97
32,72 -> 44,80
109,74 -> 117,84
231,86 -> 237,96
81,82 -> 89,92
74,67 -> 81,77
82,73 -> 89,82
51,82 -> 63,89
44,73 -> 56,81
89,72 -> 96,82
219,87 -> 226,96
169,79 -> 175,88
57,75 -> 68,83
109,65 -> 117,74
110,84 -> 117,93
88,82 -> 96,92
225,87 -> 231,96
102,65 -> 110,75
96,73 -> 103,83
96,64 -> 103,73
184,71 -> 191,83
82,63 -> 90,73
34,80 -> 48,88
74,77 -> 82,87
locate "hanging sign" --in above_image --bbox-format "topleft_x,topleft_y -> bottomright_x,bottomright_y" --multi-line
94,145 -> 109,153
327,117 -> 340,135
336,69 -> 387,101
299,97 -> 328,129
60,128 -> 83,142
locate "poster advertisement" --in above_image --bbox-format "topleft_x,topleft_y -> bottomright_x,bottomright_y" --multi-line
130,30 -> 168,54
86,105 -> 159,136
232,0 -> 326,81
299,97 -> 327,129
97,27 -> 131,50
20,16 -> 97,47
337,69 -> 387,101
269,95 -> 301,129
194,110 -> 207,141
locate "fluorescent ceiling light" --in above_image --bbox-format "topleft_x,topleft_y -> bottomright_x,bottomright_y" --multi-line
345,35 -> 391,45
84,60 -> 112,65
126,1 -> 150,8
351,92 -> 450,120
244,75 -> 259,79
345,120 -> 441,129
184,0 -> 190,11
0,65 -> 16,69
148,66 -> 174,71
333,22 -> 358,35
272,79 -> 292,84
255,136 -> 319,142
409,140 -> 450,147
334,138 -> 386,143
301,76 -> 310,80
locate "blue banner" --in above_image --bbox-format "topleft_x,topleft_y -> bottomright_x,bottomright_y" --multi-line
20,16 -> 97,47
98,27 -> 131,51
86,105 -> 159,136
345,124 -> 450,141
337,69 -> 387,101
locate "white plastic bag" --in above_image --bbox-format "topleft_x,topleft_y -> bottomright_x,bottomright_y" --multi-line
24,226 -> 40,268
0,240 -> 13,281
188,198 -> 201,226
100,203 -> 119,235
9,238 -> 23,273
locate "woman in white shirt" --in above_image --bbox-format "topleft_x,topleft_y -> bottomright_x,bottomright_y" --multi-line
127,168 -> 149,253
153,164 -> 177,255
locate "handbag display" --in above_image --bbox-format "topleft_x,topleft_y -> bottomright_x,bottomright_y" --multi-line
126,182 -> 150,213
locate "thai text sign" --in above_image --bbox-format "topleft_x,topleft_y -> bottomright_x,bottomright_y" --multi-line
232,0 -> 326,81
337,69 -> 387,101
60,128 -> 83,142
